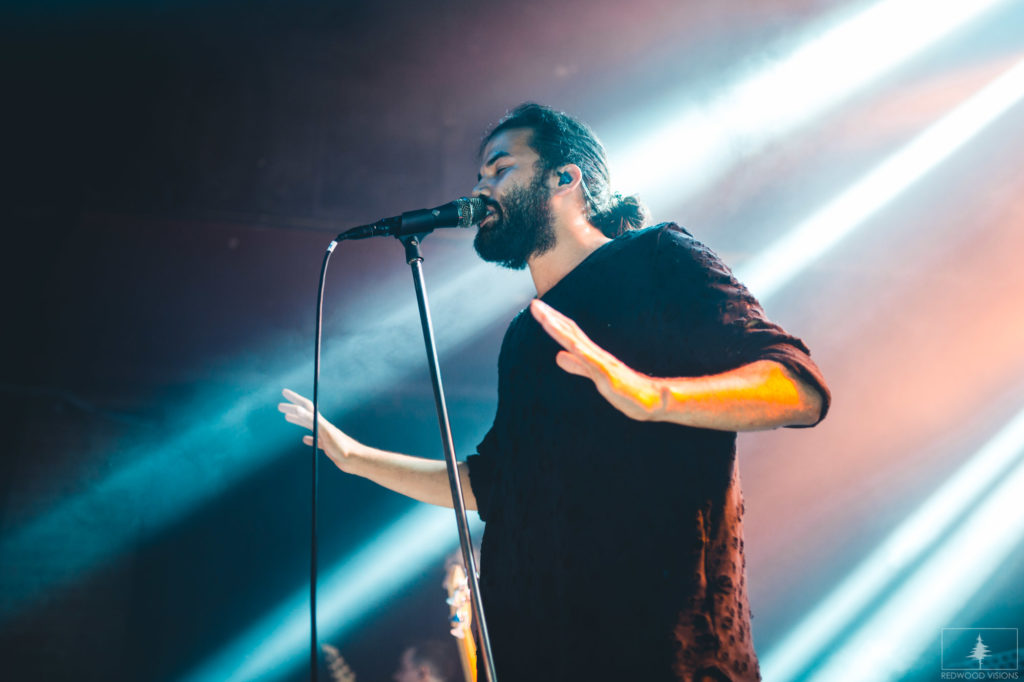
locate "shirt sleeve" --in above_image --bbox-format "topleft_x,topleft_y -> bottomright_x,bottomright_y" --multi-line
464,314 -> 522,522
466,434 -> 498,523
654,224 -> 831,427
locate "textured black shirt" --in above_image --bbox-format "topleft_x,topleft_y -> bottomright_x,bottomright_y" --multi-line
467,224 -> 830,682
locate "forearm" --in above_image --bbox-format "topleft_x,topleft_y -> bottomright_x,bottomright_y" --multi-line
344,445 -> 478,510
651,360 -> 823,431
280,388 -> 479,509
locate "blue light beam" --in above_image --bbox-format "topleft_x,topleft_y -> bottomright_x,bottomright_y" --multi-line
761,403 -> 1024,681
806,406 -> 1024,681
0,257 -> 531,622
179,505 -> 484,682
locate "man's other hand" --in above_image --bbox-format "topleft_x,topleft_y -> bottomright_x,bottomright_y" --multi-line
278,388 -> 365,471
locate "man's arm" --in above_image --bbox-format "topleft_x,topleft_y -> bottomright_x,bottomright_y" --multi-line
653,359 -> 823,430
278,389 -> 478,509
529,300 -> 824,431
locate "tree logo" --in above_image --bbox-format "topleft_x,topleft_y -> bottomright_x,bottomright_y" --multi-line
968,634 -> 991,669
941,628 -> 1019,674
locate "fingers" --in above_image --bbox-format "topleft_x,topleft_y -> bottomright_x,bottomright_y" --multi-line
529,301 -> 660,422
556,351 -> 621,406
282,388 -> 313,409
530,299 -> 615,368
302,435 -> 325,451
530,300 -> 602,356
529,299 -> 580,349
279,392 -> 316,431
555,350 -> 592,378
278,403 -> 311,421
284,412 -> 311,428
282,388 -> 331,449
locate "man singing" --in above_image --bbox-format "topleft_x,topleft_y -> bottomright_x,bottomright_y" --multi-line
280,103 -> 830,682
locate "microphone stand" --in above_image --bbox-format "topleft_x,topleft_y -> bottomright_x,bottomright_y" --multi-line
398,232 -> 498,682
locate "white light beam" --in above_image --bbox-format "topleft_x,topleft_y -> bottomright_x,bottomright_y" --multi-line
609,0 -> 1012,212
738,55 -> 1024,302
761,404 -> 1024,681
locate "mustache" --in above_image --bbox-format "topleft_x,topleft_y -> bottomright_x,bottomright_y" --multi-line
479,197 -> 504,224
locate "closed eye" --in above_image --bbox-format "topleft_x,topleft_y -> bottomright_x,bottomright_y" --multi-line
476,159 -> 513,184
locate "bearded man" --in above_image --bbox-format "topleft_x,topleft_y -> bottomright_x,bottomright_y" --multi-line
280,103 -> 830,682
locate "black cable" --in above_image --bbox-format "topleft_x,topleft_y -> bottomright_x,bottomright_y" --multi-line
310,239 -> 337,682
307,230 -> 496,682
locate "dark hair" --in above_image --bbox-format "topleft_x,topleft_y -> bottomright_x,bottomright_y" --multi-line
482,102 -> 648,238
409,639 -> 459,681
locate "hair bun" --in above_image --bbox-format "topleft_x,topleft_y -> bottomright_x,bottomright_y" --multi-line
593,193 -> 648,237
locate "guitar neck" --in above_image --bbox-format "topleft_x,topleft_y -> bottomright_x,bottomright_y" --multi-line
444,564 -> 478,682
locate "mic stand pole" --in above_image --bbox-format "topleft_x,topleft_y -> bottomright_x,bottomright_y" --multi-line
398,232 -> 498,682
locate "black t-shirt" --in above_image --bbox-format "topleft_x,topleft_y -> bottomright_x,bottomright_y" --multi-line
466,223 -> 829,682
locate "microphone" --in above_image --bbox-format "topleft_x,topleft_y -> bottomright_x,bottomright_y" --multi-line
337,197 -> 487,241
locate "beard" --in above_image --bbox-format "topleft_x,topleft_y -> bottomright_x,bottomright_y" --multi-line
473,171 -> 556,270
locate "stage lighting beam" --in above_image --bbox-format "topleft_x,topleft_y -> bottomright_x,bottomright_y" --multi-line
805,421 -> 1024,681
0,259 -> 531,623
179,505 -> 482,682
738,54 -> 1024,302
610,0 -> 1012,211
762,403 -> 1024,681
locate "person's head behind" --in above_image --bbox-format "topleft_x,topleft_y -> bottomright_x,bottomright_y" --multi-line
480,102 -> 647,239
392,639 -> 459,682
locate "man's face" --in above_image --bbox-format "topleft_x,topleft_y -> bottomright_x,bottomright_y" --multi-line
472,128 -> 556,270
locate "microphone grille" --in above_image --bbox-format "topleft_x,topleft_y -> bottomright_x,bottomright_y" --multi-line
458,197 -> 488,227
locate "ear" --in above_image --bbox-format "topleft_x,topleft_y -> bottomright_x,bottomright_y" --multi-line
551,164 -> 583,196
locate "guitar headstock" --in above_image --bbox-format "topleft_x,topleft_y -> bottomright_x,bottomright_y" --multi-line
443,563 -> 473,639
443,554 -> 478,682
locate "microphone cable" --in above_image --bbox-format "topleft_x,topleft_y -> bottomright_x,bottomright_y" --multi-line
304,196 -> 485,681
309,238 -> 337,682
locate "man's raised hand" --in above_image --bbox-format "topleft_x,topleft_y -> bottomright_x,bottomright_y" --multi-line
529,299 -> 665,422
